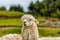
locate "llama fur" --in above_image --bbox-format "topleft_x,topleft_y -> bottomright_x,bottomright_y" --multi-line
21,14 -> 39,40
0,34 -> 22,40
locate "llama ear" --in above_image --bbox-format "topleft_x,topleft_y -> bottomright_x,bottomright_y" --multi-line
34,19 -> 39,24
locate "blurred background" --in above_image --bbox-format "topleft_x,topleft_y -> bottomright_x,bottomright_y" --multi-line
0,0 -> 60,37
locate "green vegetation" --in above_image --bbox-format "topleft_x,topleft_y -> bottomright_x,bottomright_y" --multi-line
0,11 -> 24,17
37,17 -> 46,23
28,0 -> 60,18
0,6 -> 6,11
0,0 -> 60,37
0,18 -> 22,26
0,27 -> 21,37
9,4 -> 23,12
39,28 -> 60,37
0,28 -> 60,37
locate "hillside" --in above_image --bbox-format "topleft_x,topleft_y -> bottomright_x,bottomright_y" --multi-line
0,11 -> 24,18
0,11 -> 24,27
0,11 -> 60,37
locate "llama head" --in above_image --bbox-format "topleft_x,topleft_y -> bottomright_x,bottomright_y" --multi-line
21,14 -> 39,27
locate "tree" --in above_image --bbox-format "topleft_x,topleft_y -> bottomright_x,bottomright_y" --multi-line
0,6 -> 6,11
17,5 -> 23,12
28,0 -> 41,16
28,0 -> 60,18
34,0 -> 40,14
9,4 -> 23,12
28,1 -> 34,13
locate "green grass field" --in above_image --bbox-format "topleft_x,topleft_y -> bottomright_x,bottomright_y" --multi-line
0,11 -> 24,17
0,27 -> 21,37
0,11 -> 24,26
0,27 -> 60,37
0,11 -> 60,37
0,18 -> 22,26
39,28 -> 60,37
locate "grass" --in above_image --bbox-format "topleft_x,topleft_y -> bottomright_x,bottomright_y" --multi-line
39,28 -> 60,37
0,11 -> 60,37
0,18 -> 22,26
0,27 -> 60,37
0,27 -> 21,37
0,11 -> 24,17
37,17 -> 46,23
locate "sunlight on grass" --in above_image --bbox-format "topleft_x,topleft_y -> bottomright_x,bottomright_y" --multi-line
0,18 -> 22,26
0,11 -> 24,17
0,27 -> 21,37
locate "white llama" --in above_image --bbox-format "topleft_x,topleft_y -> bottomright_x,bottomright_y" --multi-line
21,14 -> 39,40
